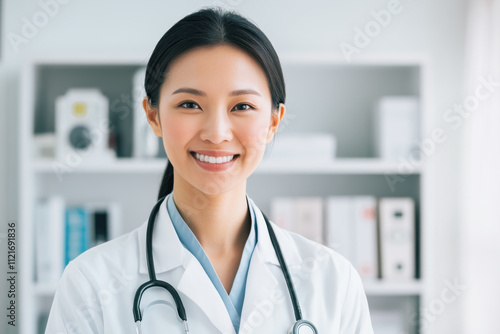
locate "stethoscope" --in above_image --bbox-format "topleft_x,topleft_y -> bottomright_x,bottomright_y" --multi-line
133,195 -> 319,334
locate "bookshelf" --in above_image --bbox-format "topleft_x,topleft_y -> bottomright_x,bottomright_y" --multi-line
19,54 -> 430,334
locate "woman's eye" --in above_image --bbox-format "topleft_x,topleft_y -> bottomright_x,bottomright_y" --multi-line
177,102 -> 254,111
178,101 -> 200,109
233,103 -> 254,111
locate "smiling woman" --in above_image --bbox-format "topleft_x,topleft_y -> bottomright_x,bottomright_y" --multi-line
146,43 -> 280,199
45,6 -> 374,334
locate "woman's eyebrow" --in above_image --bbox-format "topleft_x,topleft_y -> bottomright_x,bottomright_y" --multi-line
171,87 -> 261,97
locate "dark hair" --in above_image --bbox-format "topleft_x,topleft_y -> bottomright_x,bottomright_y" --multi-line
144,6 -> 286,200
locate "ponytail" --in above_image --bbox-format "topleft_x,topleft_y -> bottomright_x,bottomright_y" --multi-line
157,160 -> 174,200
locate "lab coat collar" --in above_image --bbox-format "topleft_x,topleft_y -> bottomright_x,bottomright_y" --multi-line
137,194 -> 303,274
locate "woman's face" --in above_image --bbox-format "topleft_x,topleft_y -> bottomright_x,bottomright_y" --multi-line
144,44 -> 285,196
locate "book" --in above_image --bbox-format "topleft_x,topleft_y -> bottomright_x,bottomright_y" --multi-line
64,201 -> 122,264
84,201 -> 122,248
34,196 -> 65,285
64,207 -> 90,266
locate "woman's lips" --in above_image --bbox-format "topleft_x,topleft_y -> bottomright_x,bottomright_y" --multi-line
191,152 -> 239,172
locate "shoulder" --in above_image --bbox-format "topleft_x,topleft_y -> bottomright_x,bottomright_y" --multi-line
63,223 -> 144,286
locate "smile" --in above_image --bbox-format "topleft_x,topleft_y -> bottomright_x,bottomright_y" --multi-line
193,152 -> 237,164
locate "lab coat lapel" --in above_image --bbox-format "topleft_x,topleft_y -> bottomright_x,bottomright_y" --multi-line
239,247 -> 282,333
177,257 -> 236,333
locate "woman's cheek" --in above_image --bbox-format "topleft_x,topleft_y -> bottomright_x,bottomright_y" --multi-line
163,115 -> 192,142
246,122 -> 271,149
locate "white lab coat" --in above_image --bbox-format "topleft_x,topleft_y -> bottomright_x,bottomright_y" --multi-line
45,196 -> 374,333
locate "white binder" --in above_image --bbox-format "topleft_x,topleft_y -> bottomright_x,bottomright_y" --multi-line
270,197 -> 323,244
379,197 -> 415,280
325,197 -> 355,262
270,197 -> 294,230
354,196 -> 378,280
295,197 -> 324,244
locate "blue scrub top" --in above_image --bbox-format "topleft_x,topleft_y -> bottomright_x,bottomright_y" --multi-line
166,193 -> 258,333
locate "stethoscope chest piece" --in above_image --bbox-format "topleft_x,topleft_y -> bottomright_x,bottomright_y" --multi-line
288,320 -> 318,334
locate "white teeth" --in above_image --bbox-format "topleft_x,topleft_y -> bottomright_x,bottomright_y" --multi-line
194,152 -> 235,164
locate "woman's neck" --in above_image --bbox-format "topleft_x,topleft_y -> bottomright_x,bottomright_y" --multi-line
171,179 -> 251,256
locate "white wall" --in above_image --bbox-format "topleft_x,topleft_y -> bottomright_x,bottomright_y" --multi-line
0,0 -> 467,333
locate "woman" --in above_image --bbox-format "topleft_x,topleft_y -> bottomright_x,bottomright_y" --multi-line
46,6 -> 374,333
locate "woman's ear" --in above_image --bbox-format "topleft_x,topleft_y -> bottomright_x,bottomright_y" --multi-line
266,103 -> 285,143
143,97 -> 163,137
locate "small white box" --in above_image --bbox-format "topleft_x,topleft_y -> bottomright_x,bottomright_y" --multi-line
374,96 -> 420,160
267,132 -> 336,161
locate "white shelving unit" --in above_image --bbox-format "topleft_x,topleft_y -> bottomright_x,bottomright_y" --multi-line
19,54 -> 430,334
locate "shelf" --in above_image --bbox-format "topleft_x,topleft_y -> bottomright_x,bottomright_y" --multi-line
363,280 -> 423,296
34,157 -> 421,175
21,56 -> 428,334
257,158 -> 421,174
34,158 -> 166,174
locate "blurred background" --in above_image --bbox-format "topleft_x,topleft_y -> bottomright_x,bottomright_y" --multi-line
1,0 -> 499,333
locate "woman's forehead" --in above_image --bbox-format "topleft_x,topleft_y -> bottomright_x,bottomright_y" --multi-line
161,44 -> 270,98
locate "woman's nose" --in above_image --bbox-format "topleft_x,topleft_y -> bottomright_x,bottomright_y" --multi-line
200,109 -> 233,144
